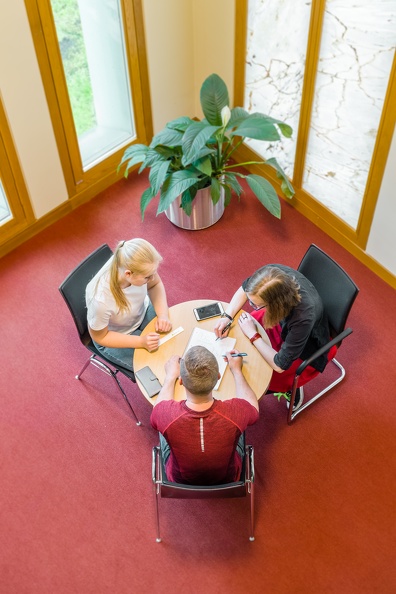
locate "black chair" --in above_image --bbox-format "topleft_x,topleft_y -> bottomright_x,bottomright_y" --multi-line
152,436 -> 255,542
287,244 -> 359,424
59,244 -> 141,425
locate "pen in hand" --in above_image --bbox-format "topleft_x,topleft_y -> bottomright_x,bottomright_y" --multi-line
215,322 -> 232,341
222,353 -> 248,358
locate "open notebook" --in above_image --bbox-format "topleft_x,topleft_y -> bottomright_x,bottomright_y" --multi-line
183,327 -> 236,390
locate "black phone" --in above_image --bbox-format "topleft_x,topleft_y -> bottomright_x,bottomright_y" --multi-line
193,302 -> 225,321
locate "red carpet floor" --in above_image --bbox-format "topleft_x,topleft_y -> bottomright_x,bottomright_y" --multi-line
1,173 -> 396,594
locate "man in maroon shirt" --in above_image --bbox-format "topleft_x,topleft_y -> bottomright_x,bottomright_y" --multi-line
150,346 -> 259,485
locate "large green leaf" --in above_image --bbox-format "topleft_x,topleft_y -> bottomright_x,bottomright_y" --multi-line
200,74 -> 229,126
117,144 -> 148,174
265,157 -> 295,198
138,148 -> 168,173
150,127 -> 183,148
223,172 -> 243,196
193,156 -> 213,177
180,188 -> 193,215
226,107 -> 250,131
181,121 -> 220,165
148,159 -> 171,195
210,177 -> 221,205
157,170 -> 200,214
140,187 -> 154,220
166,116 -> 195,132
231,114 -> 281,141
246,174 -> 281,218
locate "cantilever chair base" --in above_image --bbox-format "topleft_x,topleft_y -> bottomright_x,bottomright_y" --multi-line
152,441 -> 255,542
286,244 -> 359,424
288,356 -> 346,423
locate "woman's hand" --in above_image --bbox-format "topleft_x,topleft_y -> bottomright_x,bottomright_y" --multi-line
142,332 -> 160,352
238,312 -> 257,339
155,316 -> 172,333
214,317 -> 232,339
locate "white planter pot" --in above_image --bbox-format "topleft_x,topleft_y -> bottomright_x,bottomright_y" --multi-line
165,186 -> 225,230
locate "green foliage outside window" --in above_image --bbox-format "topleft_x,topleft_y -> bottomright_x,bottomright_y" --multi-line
51,0 -> 96,136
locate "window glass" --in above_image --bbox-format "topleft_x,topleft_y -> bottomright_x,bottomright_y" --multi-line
303,0 -> 396,227
0,180 -> 13,226
51,0 -> 135,170
244,0 -> 312,177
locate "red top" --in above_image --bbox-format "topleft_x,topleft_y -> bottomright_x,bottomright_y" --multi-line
151,399 -> 259,485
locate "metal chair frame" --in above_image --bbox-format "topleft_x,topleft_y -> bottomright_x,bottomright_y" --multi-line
59,244 -> 141,425
152,441 -> 255,542
287,244 -> 359,424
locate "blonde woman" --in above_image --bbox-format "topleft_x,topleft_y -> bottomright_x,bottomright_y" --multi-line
86,238 -> 171,371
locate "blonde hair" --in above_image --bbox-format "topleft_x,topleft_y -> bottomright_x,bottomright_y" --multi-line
245,266 -> 301,328
180,346 -> 219,395
93,238 -> 163,313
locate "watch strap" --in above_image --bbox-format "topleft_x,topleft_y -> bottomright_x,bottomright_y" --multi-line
221,312 -> 233,322
249,332 -> 262,344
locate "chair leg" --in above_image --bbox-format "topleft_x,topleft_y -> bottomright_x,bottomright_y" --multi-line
77,355 -> 141,425
75,355 -> 93,379
288,358 -> 346,423
152,447 -> 162,542
246,445 -> 255,541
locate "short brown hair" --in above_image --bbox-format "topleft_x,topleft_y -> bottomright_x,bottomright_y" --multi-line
180,346 -> 219,395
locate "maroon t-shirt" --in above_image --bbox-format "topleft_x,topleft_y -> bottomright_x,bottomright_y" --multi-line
151,399 -> 259,485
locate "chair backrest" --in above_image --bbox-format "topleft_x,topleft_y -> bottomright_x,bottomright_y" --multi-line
155,444 -> 252,500
59,244 -> 113,345
298,244 -> 359,338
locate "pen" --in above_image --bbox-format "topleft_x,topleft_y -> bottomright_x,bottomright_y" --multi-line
222,353 -> 248,358
215,322 -> 232,341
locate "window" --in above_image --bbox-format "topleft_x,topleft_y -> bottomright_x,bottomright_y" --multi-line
0,181 -> 12,226
51,0 -> 135,170
237,0 -> 396,247
26,0 -> 151,195
0,99 -> 34,247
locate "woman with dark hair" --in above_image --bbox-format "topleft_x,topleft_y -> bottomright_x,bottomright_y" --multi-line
214,264 -> 333,409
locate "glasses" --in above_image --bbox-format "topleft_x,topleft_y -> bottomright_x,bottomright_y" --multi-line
247,297 -> 266,311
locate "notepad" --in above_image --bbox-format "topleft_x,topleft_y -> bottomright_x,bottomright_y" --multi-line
183,327 -> 236,390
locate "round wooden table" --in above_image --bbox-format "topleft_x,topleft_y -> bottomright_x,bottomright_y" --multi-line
133,300 -> 273,404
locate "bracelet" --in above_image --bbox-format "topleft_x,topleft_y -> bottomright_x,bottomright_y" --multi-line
221,312 -> 233,322
249,332 -> 262,344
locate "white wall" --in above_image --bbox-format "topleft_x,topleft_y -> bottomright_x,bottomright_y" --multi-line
142,0 -> 195,133
367,128 -> 396,275
0,1 -> 68,218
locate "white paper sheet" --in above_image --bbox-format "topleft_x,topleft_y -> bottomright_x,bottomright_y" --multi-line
183,327 -> 236,390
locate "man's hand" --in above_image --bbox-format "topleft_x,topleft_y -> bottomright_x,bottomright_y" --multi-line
153,355 -> 181,406
223,349 -> 244,374
164,355 -> 181,381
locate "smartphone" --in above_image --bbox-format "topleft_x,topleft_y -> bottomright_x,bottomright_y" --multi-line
135,366 -> 162,398
193,302 -> 224,321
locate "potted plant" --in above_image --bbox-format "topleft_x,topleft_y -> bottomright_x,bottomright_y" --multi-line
118,73 -> 295,230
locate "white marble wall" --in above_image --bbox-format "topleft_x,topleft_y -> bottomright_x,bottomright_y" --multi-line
245,0 -> 396,229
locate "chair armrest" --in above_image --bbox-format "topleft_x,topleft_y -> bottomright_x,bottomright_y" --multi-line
295,328 -> 353,377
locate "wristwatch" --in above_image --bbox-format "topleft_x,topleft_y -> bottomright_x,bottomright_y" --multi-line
221,312 -> 233,322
